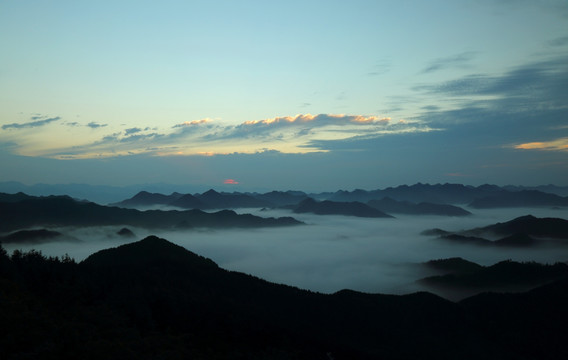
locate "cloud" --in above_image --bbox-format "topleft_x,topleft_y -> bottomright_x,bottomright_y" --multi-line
87,122 -> 108,129
119,133 -> 163,143
124,127 -> 143,135
172,119 -> 211,128
38,113 -> 427,160
216,114 -> 392,141
2,116 -> 61,130
415,56 -> 568,105
223,179 -> 239,185
549,36 -> 568,47
421,52 -> 476,74
301,124 -> 440,151
513,138 -> 568,151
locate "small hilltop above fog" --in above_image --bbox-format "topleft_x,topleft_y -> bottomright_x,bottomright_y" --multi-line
422,215 -> 568,247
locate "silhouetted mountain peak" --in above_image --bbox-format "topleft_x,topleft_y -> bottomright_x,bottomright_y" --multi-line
424,257 -> 483,274
169,193 -> 205,209
116,227 -> 136,238
202,189 -> 220,196
82,236 -> 218,269
134,190 -> 151,197
115,191 -> 182,207
482,215 -> 568,238
510,214 -> 537,222
0,191 -> 35,203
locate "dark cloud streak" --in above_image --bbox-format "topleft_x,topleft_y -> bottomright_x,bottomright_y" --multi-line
2,116 -> 61,130
421,52 -> 476,74
549,36 -> 568,47
415,56 -> 568,108
124,127 -> 143,135
87,122 -> 108,129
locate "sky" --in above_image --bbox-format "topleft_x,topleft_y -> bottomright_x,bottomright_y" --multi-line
1,0 -> 567,191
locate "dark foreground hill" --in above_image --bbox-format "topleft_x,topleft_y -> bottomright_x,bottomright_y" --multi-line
2,237 -> 568,359
0,193 -> 302,233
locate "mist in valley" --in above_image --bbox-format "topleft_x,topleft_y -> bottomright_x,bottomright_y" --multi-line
4,206 -> 568,298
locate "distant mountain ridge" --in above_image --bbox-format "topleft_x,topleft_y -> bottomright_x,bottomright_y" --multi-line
0,229 -> 67,244
367,197 -> 471,216
116,190 -> 184,207
288,198 -> 393,218
2,182 -> 567,209
0,193 -> 303,233
468,190 -> 568,208
109,183 -> 568,211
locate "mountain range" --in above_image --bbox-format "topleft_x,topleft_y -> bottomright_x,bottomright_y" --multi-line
367,197 -> 471,216
109,184 -> 568,213
3,181 -> 567,208
0,192 -> 302,233
1,236 -> 568,359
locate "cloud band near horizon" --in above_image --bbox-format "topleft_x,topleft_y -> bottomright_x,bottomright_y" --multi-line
2,113 -> 434,159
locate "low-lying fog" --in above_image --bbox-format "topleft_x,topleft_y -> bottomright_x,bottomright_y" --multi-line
4,207 -> 568,296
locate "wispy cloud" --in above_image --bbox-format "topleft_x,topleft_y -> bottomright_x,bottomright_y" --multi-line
124,127 -> 151,135
367,58 -> 391,76
172,119 -> 211,128
421,52 -> 476,74
513,138 -> 568,151
415,56 -> 568,103
209,114 -> 392,141
39,113 -> 430,159
549,36 -> 568,47
2,116 -> 61,130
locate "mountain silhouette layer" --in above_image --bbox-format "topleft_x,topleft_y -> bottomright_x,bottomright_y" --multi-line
419,257 -> 568,301
292,198 -> 393,218
469,190 -> 568,208
0,193 -> 303,233
0,229 -> 65,244
422,215 -> 568,247
1,237 -> 568,359
368,197 -> 471,216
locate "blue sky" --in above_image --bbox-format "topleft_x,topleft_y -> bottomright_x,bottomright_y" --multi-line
1,0 -> 567,191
